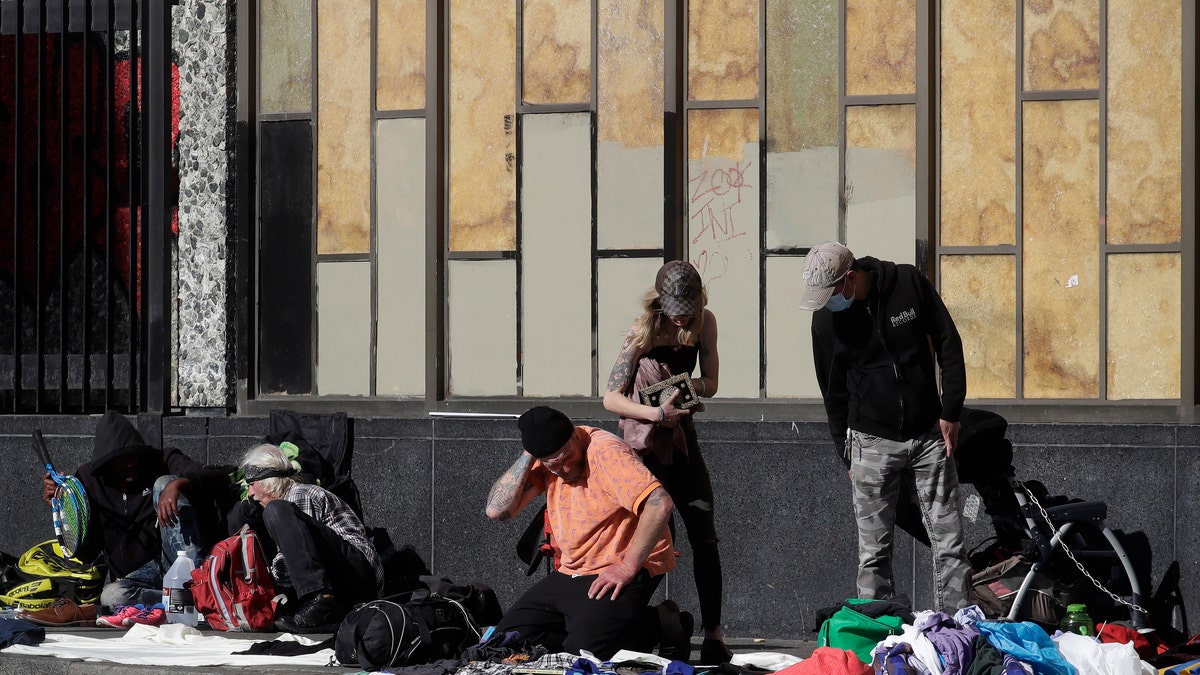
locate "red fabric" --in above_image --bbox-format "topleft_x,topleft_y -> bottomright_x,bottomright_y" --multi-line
189,528 -> 277,631
1,35 -> 180,315
1097,622 -> 1170,659
773,647 -> 872,675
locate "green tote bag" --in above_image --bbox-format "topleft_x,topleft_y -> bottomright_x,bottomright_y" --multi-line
817,599 -> 906,663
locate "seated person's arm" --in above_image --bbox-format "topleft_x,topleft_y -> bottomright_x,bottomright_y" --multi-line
588,486 -> 674,601
160,448 -> 241,525
164,447 -> 238,495
485,452 -> 543,522
41,473 -> 56,506
226,497 -> 264,535
157,476 -> 189,526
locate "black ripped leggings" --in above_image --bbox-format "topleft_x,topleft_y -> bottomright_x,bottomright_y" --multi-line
641,418 -> 723,632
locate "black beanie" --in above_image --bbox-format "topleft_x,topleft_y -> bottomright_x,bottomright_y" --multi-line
518,406 -> 575,458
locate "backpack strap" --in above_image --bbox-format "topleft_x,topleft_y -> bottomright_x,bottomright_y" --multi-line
413,605 -> 436,656
354,601 -> 407,670
351,605 -> 379,670
444,596 -> 482,641
207,553 -> 235,629
238,529 -> 255,582
231,603 -> 249,632
408,594 -> 480,660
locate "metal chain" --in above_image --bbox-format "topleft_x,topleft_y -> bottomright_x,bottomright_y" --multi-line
1021,483 -> 1149,616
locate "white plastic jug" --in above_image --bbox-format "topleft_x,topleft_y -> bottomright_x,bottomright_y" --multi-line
163,550 -> 198,626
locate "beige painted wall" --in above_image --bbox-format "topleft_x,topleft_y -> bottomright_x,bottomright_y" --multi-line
765,256 -> 821,397
376,118 -> 427,396
317,261 -> 372,395
597,142 -> 665,250
765,147 -> 840,249
596,258 -> 664,393
521,113 -> 593,396
448,260 -> 518,395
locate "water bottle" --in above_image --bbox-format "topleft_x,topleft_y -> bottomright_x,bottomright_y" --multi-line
163,550 -> 198,626
1059,603 -> 1095,637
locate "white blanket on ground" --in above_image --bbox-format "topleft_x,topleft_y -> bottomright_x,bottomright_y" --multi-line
1,624 -> 335,667
589,649 -> 803,672
728,651 -> 805,671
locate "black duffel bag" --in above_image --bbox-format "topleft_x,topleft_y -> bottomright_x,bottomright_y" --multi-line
335,589 -> 482,670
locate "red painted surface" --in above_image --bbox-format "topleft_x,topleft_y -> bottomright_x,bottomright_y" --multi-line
0,33 -> 180,314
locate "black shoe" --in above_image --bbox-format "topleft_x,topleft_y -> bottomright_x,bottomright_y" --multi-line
656,600 -> 693,663
699,637 -> 733,664
273,592 -> 340,633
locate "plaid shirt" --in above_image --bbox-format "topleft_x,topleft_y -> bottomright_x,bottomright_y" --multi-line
271,483 -> 384,593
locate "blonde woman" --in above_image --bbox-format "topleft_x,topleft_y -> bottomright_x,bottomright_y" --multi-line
602,260 -> 730,664
233,444 -> 383,632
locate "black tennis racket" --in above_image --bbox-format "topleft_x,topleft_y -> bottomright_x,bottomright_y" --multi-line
33,430 -> 90,558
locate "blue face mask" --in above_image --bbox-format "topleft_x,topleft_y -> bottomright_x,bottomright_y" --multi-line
825,280 -> 853,312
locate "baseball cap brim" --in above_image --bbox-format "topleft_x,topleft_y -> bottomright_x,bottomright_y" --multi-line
798,285 -> 836,311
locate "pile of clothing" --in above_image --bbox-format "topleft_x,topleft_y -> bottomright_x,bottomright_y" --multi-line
803,605 -> 1159,675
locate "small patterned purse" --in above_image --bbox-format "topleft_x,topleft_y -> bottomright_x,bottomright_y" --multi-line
638,372 -> 700,409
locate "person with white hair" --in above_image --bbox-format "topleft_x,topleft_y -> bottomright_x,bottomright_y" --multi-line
234,443 -> 383,632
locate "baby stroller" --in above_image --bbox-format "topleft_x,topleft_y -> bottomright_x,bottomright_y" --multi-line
896,407 -> 1149,629
1002,475 -> 1147,627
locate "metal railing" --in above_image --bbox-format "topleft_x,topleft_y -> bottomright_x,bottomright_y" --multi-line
1,0 -> 172,413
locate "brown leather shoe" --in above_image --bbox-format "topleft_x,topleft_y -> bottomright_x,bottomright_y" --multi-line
17,597 -> 97,626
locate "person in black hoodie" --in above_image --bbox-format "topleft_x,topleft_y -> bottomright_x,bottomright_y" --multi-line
799,241 -> 972,612
40,411 -> 232,611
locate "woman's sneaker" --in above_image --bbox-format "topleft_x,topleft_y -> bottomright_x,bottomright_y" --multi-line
96,604 -> 145,628
699,637 -> 734,664
126,603 -> 167,627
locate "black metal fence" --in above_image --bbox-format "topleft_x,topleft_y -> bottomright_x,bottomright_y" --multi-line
1,0 -> 173,413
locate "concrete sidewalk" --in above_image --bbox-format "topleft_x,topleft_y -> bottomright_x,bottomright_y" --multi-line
0,627 -> 820,675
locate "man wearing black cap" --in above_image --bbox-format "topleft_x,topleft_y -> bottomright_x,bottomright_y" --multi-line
32,411 -> 233,623
798,242 -> 972,613
485,406 -> 680,660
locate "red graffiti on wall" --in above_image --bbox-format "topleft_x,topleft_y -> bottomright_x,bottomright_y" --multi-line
691,249 -> 729,284
689,161 -> 752,246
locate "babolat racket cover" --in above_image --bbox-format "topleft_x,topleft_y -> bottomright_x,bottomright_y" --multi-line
32,431 -> 90,558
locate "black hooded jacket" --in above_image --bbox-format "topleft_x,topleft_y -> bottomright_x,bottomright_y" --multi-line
811,257 -> 966,466
72,411 -> 230,578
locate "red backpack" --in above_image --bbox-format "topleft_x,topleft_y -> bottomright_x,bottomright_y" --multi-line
188,528 -> 278,631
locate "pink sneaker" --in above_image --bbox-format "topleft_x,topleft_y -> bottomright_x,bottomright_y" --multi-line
96,604 -> 145,628
126,603 -> 167,627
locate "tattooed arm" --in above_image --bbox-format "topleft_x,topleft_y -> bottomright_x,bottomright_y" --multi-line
602,327 -> 689,424
587,486 -> 674,600
485,452 -> 543,522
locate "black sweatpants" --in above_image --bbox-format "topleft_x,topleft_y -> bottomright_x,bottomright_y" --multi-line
260,500 -> 378,604
494,569 -> 662,660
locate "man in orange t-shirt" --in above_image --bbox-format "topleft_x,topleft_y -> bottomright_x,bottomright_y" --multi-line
486,406 -> 679,659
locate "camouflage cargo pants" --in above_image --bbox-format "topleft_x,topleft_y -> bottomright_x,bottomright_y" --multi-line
849,428 -> 971,612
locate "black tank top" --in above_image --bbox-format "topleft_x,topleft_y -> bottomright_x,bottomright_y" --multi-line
645,344 -> 699,376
